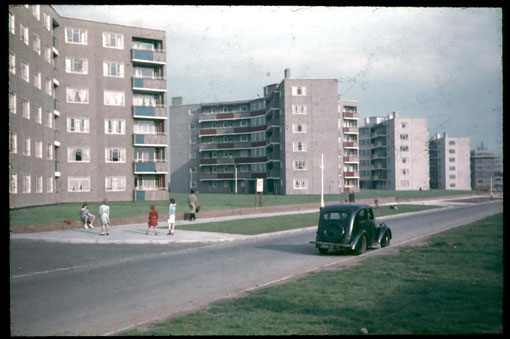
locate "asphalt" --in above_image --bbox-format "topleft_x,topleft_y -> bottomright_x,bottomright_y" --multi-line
9,195 -> 495,245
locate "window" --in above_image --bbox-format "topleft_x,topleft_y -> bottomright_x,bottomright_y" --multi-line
23,174 -> 31,193
449,157 -> 456,162
21,61 -> 29,83
449,140 -> 456,146
251,147 -> 266,157
44,12 -> 51,31
45,78 -> 53,96
34,70 -> 41,89
449,149 -> 456,154
105,119 -> 125,135
104,90 -> 125,106
449,183 -> 456,188
32,32 -> 41,54
68,147 -> 90,162
66,88 -> 89,104
35,175 -> 43,193
46,143 -> 53,160
66,57 -> 88,74
400,134 -> 408,140
9,52 -> 15,74
47,177 -> 53,193
20,24 -> 29,45
68,177 -> 90,192
65,27 -> 87,45
400,145 -> 409,152
105,176 -> 126,191
10,174 -> 17,194
105,148 -> 126,163
400,180 -> 410,187
9,12 -> 15,34
21,99 -> 30,120
294,160 -> 307,170
10,93 -> 16,114
134,120 -> 157,134
103,32 -> 124,49
292,105 -> 307,115
133,94 -> 160,106
402,157 -> 409,164
9,132 -> 17,154
34,105 -> 42,124
292,86 -> 307,96
292,124 -> 307,133
103,62 -> 124,77
449,174 -> 456,179
32,5 -> 40,20
46,111 -> 53,128
44,45 -> 51,63
401,169 -> 409,175
35,141 -> 42,158
449,166 -> 456,171
401,122 -> 407,128
67,117 -> 90,133
293,179 -> 308,190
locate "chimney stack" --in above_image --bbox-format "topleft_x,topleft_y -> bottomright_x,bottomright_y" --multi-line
284,68 -> 291,79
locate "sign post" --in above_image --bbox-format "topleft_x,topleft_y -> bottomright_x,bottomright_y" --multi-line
256,178 -> 264,207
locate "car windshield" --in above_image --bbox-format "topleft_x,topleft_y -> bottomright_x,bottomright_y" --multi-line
323,211 -> 349,221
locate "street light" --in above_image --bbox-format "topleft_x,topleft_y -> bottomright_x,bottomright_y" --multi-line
320,154 -> 325,208
189,167 -> 193,190
234,163 -> 238,194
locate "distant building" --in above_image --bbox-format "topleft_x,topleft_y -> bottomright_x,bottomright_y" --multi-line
9,5 -> 168,208
359,111 -> 430,190
429,133 -> 471,190
169,69 -> 360,194
470,144 -> 503,190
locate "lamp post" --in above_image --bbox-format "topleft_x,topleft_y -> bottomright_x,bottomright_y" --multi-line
234,164 -> 238,194
189,167 -> 193,190
320,154 -> 325,208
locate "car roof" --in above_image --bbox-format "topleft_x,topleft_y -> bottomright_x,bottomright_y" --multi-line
321,203 -> 371,214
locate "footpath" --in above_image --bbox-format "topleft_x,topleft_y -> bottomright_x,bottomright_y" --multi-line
9,194 -> 494,245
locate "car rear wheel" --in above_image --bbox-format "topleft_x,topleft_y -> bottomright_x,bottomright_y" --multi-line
318,247 -> 329,255
380,232 -> 391,248
354,235 -> 367,255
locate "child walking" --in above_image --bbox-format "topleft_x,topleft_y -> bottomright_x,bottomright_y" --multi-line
99,199 -> 110,236
147,205 -> 159,235
168,198 -> 176,235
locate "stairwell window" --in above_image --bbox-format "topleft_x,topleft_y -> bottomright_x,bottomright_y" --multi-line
292,123 -> 307,133
292,86 -> 307,96
293,179 -> 308,190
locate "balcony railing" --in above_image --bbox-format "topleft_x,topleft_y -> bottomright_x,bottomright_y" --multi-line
133,161 -> 167,173
133,133 -> 167,146
133,105 -> 167,119
132,77 -> 166,92
131,49 -> 166,64
344,171 -> 360,178
343,156 -> 359,163
343,111 -> 359,119
343,127 -> 358,134
134,188 -> 168,201
343,141 -> 359,148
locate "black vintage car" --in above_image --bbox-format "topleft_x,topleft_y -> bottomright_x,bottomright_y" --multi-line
312,203 -> 392,255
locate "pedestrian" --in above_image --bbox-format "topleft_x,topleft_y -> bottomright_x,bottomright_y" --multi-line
146,205 -> 159,236
187,189 -> 200,221
80,203 -> 95,229
349,191 -> 356,203
168,198 -> 176,235
99,199 -> 110,236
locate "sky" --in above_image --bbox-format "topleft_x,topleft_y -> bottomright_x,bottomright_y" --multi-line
53,5 -> 503,157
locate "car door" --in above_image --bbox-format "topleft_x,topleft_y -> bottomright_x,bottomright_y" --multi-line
365,208 -> 376,246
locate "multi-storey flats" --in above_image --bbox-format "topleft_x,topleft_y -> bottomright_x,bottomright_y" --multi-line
359,111 -> 430,190
9,5 -> 168,208
169,69 -> 360,195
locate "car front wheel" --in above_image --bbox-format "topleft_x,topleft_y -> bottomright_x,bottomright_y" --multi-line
380,232 -> 391,248
318,247 -> 329,255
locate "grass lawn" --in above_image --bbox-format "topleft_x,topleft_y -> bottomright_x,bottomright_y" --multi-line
177,204 -> 442,235
122,213 -> 503,335
9,189 -> 482,226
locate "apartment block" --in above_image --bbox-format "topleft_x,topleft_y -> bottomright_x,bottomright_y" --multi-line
359,112 -> 430,190
470,144 -> 503,190
429,133 -> 471,190
169,69 -> 360,195
9,5 -> 168,208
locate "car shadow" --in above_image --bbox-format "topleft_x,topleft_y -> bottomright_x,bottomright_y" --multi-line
255,243 -> 353,256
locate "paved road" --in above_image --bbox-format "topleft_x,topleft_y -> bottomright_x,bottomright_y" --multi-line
10,201 -> 502,336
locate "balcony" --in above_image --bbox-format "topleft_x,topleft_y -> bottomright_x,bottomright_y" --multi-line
199,172 -> 266,181
344,171 -> 360,178
132,77 -> 166,93
199,125 -> 266,136
343,127 -> 358,134
134,161 -> 167,174
343,141 -> 359,148
133,105 -> 167,119
134,188 -> 168,201
199,157 -> 267,166
343,111 -> 359,119
199,141 -> 266,151
133,133 -> 167,147
198,111 -> 253,122
131,49 -> 166,65
343,156 -> 359,163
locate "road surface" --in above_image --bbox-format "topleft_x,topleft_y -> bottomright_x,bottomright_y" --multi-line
10,201 -> 502,336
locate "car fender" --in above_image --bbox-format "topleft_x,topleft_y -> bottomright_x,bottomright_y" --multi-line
350,230 -> 368,250
376,223 -> 392,244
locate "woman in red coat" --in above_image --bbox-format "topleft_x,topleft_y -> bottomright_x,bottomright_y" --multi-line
146,205 -> 159,236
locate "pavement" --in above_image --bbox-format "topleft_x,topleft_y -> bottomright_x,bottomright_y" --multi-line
9,195 -> 497,245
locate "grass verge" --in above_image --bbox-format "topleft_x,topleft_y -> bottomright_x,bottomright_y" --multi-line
177,204 -> 442,235
122,213 -> 503,335
10,189 -> 480,226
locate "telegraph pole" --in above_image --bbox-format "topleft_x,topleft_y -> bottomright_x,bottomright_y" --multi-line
320,154 -> 325,208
